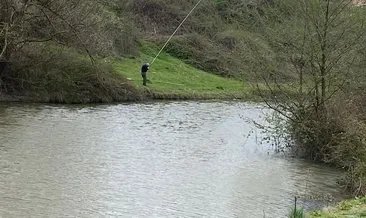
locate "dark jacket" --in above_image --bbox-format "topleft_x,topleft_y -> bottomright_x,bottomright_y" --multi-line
141,64 -> 149,73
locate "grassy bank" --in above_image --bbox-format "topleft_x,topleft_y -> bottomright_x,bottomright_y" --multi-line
113,46 -> 258,100
307,197 -> 366,217
1,42 -> 265,103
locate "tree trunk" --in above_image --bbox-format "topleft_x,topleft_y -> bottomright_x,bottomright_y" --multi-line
319,0 -> 331,118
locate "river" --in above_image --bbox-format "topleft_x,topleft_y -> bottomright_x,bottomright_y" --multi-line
0,101 -> 345,217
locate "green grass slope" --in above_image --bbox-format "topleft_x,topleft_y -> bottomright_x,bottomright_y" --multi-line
308,197 -> 366,218
113,48 -> 255,100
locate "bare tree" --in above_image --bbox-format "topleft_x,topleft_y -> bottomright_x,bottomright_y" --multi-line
255,0 -> 365,159
258,0 -> 364,118
0,0 -> 126,64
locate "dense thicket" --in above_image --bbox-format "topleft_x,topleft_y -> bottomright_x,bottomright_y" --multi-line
0,0 -> 139,102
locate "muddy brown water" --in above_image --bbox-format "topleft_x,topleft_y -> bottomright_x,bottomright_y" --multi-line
0,101 -> 346,217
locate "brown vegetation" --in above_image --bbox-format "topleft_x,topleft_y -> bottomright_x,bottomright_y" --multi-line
256,0 -> 366,195
0,0 -> 139,102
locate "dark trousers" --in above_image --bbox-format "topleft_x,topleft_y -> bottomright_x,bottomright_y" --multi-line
141,72 -> 147,86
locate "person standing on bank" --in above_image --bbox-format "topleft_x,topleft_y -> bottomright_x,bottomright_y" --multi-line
141,63 -> 150,86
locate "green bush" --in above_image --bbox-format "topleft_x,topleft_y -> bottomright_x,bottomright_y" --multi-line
288,207 -> 305,218
2,44 -> 141,103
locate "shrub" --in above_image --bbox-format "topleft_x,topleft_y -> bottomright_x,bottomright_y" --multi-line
1,43 -> 141,103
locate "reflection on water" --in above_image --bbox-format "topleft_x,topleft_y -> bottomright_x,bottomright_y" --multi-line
0,101 -> 345,217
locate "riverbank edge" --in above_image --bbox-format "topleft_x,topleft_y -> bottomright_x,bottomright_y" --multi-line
0,89 -> 262,104
307,196 -> 366,217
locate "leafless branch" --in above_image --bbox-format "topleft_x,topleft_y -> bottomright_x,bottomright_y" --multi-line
0,24 -> 9,59
35,3 -> 96,64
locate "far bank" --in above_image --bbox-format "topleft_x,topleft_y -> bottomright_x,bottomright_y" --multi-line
0,48 -> 259,104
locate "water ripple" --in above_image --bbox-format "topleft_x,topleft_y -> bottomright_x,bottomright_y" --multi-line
0,101 -> 345,217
